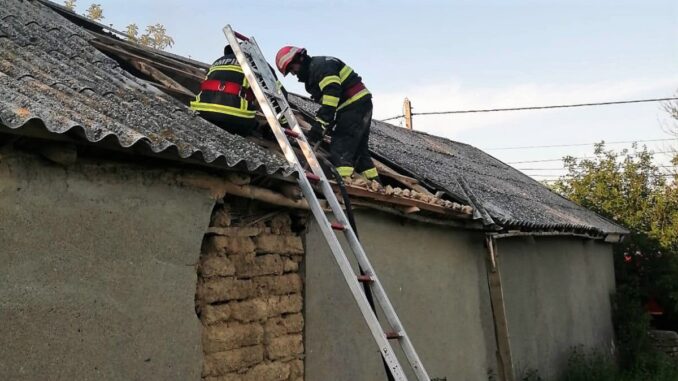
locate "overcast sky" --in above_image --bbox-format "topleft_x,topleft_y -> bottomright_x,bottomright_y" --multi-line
74,0 -> 678,180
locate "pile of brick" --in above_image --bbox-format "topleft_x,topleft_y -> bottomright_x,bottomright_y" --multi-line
383,185 -> 472,213
196,200 -> 305,381
343,176 -> 473,214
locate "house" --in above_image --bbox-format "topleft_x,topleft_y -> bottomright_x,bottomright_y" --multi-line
0,1 -> 628,380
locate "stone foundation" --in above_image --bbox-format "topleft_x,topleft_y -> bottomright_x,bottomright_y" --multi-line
196,199 -> 306,381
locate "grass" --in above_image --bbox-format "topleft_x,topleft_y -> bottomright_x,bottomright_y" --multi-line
513,347 -> 678,381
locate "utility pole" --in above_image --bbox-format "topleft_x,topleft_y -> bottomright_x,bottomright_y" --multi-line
403,97 -> 413,130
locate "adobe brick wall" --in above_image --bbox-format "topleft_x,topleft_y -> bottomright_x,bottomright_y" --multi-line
196,200 -> 306,381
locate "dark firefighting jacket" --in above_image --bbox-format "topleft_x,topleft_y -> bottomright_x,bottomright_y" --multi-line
190,54 -> 256,119
302,56 -> 371,126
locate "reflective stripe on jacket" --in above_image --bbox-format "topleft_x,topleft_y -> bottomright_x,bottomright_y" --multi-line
303,56 -> 371,125
190,55 -> 257,119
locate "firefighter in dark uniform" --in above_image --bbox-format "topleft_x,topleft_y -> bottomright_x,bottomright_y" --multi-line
275,46 -> 381,184
190,45 -> 258,136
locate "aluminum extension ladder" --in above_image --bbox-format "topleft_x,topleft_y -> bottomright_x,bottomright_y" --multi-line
222,25 -> 430,381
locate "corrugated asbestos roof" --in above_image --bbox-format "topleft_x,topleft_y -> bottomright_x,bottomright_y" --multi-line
1,0 -> 627,234
289,94 -> 629,235
0,0 -> 294,176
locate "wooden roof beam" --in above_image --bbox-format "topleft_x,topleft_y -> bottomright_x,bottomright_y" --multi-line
90,39 -> 205,83
372,158 -> 434,196
332,182 -> 472,219
128,59 -> 196,97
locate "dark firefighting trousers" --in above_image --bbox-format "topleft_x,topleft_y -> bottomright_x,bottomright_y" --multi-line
329,99 -> 378,179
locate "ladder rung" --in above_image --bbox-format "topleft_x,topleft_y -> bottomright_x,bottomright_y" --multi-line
222,25 -> 430,380
276,106 -> 290,120
331,222 -> 346,231
264,90 -> 285,102
284,128 -> 300,138
233,31 -> 250,41
305,172 -> 321,182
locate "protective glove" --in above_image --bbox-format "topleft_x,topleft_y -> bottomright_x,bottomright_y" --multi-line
307,120 -> 327,143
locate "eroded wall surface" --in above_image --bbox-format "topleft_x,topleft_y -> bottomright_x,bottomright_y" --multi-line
196,202 -> 306,381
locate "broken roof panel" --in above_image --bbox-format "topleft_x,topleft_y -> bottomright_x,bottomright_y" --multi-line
1,0 -> 628,234
289,94 -> 628,235
0,0 -> 294,176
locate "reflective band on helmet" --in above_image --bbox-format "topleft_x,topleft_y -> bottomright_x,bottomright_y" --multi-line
321,95 -> 340,107
190,101 -> 256,118
207,65 -> 244,76
319,75 -> 341,90
277,47 -> 300,74
339,65 -> 353,83
362,167 -> 379,179
337,88 -> 370,111
337,166 -> 354,177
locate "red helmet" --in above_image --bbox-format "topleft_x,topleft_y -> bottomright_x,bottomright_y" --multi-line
276,46 -> 306,76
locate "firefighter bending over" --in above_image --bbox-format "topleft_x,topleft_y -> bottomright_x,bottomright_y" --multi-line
190,45 -> 259,136
275,46 -> 382,185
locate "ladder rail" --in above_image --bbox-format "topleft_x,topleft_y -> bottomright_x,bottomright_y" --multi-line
223,26 -> 409,381
242,32 -> 429,379
305,146 -> 430,380
297,145 -> 429,375
222,25 -> 429,381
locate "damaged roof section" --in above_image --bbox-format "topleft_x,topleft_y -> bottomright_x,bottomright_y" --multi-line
0,0 -> 474,222
2,0 -> 626,234
0,0 -> 294,176
289,94 -> 628,236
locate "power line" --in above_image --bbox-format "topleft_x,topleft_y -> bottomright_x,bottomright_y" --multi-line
505,150 -> 675,164
486,138 -> 677,151
380,96 -> 678,122
518,164 -> 677,170
529,173 -> 675,178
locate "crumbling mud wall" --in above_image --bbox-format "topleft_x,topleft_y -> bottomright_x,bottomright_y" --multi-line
196,200 -> 306,381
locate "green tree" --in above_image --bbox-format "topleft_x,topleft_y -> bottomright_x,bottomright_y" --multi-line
139,23 -> 175,50
665,96 -> 678,133
125,23 -> 139,42
78,4 -> 175,51
551,141 -> 678,371
63,0 -> 76,11
651,178 -> 678,248
552,143 -> 677,246
84,3 -> 104,22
